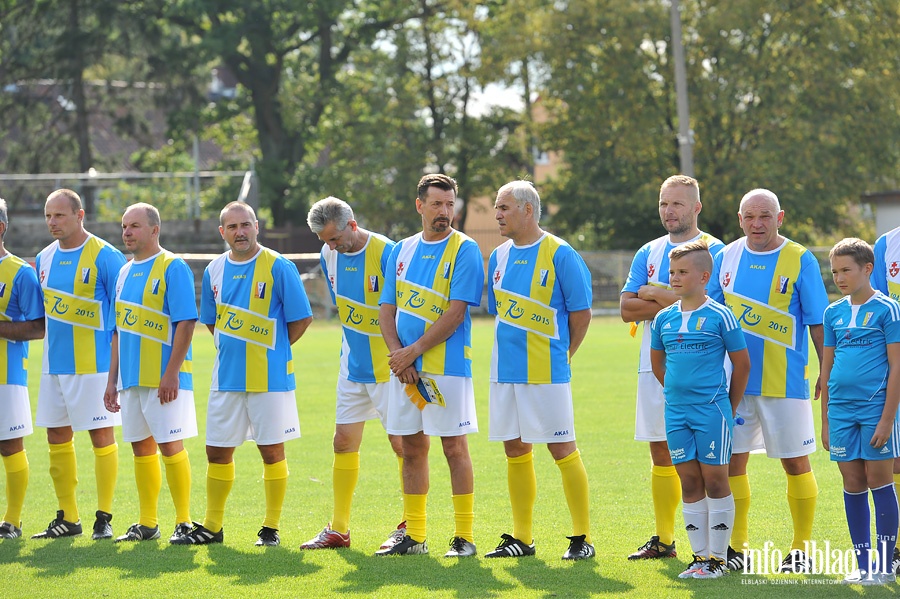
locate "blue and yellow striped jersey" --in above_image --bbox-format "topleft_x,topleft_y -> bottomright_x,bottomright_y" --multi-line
650,298 -> 746,405
112,250 -> 197,391
487,234 -> 592,384
872,228 -> 900,300
380,230 -> 484,377
200,247 -> 313,393
824,291 -> 900,404
36,235 -> 127,375
0,253 -> 45,386
709,237 -> 829,398
320,231 -> 395,383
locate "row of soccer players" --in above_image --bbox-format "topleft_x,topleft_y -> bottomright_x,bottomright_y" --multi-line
623,176 -> 900,582
0,177 -> 596,561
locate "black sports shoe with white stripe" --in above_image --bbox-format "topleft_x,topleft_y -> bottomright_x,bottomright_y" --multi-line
30,510 -> 82,539
726,545 -> 748,571
562,534 -> 595,560
485,533 -> 536,558
92,510 -> 114,540
170,522 -> 223,545
115,523 -> 160,542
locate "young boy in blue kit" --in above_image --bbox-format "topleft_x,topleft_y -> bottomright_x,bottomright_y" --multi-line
650,240 -> 750,579
822,237 -> 900,585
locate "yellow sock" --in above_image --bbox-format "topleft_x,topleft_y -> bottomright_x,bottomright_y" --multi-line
49,441 -> 78,522
134,454 -> 161,528
162,450 -> 192,524
204,462 -> 234,533
508,452 -> 536,542
3,451 -> 29,525
404,493 -> 427,542
397,455 -> 406,522
556,449 -> 591,543
332,452 -> 359,534
452,493 -> 474,542
730,474 -> 751,550
93,443 -> 118,514
263,460 -> 289,530
651,464 -> 681,545
787,471 -> 818,551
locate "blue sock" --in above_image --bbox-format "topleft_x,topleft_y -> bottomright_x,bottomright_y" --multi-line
844,489 -> 870,571
872,482 -> 899,575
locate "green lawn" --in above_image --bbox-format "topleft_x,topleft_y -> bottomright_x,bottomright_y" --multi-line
0,317 -> 892,597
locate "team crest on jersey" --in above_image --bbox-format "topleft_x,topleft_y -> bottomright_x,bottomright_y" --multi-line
648,264 -> 656,277
891,262 -> 900,277
844,331 -> 852,340
0,282 -> 5,298
862,312 -> 874,327
676,334 -> 684,343
494,269 -> 502,284
39,270 -> 46,284
151,278 -> 161,294
695,317 -> 706,330
777,276 -> 789,294
81,267 -> 91,284
213,284 -> 219,299
442,261 -> 451,279
397,262 -> 405,277
539,269 -> 549,287
368,275 -> 379,293
255,281 -> 266,299
723,272 -> 732,287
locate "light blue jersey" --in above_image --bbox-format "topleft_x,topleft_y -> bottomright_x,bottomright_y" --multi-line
0,254 -> 44,386
321,232 -> 395,383
622,232 -> 724,373
824,292 -> 900,404
872,228 -> 900,301
200,247 -> 313,393
650,298 -> 747,405
488,233 -> 592,384
35,235 -> 127,374
709,238 -> 829,398
380,230 -> 484,377
112,250 -> 197,391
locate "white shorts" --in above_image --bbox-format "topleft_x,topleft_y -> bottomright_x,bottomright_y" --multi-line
386,373 -> 478,437
206,390 -> 301,447
488,382 -> 575,444
335,376 -> 390,428
0,385 -> 33,441
732,395 -> 817,458
120,387 -> 198,444
36,373 -> 121,431
634,371 -> 666,442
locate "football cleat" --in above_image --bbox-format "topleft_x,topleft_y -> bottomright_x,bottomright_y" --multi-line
92,510 -> 114,540
893,546 -> 900,575
256,526 -> 280,547
484,533 -> 536,558
299,525 -> 350,549
726,545 -> 748,571
562,534 -> 595,560
779,549 -> 811,573
379,521 -> 407,551
30,510 -> 82,539
444,536 -> 477,557
0,521 -> 22,539
693,556 -> 728,579
170,522 -> 192,543
628,535 -> 677,559
678,555 -> 707,579
114,523 -> 160,543
374,535 -> 428,556
170,522 -> 223,545
842,569 -> 892,585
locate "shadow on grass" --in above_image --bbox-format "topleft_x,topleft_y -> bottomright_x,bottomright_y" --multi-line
204,543 -> 320,584
0,537 -> 25,564
502,556 -> 632,598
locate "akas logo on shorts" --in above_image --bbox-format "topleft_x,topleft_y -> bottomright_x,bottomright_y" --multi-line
81,267 -> 91,284
255,281 -> 266,299
891,262 -> 900,277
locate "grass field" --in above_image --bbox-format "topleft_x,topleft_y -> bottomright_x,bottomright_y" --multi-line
0,316 -> 895,597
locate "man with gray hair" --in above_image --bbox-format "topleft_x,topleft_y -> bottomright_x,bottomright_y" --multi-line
484,181 -> 595,560
708,188 -> 828,572
0,198 -> 46,539
300,197 -> 406,551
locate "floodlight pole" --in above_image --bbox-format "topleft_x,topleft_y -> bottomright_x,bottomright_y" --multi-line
670,0 -> 695,176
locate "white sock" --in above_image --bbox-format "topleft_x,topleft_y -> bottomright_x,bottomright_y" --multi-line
707,494 -> 735,560
683,497 -> 709,557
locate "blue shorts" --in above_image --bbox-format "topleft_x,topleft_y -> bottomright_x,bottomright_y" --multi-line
665,398 -> 734,465
828,399 -> 900,462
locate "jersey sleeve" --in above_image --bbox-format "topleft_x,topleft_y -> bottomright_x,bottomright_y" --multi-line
556,246 -> 592,312
165,259 -> 198,323
873,235 -> 888,294
708,251 -> 725,304
621,244 -> 649,294
12,265 -> 45,321
99,247 -> 127,331
823,305 -> 837,347
448,239 -> 484,307
649,312 -> 664,350
486,250 -> 498,316
722,320 -> 747,353
277,258 -> 313,322
199,267 -> 216,325
798,251 -> 829,326
883,300 -> 900,345
379,241 -> 400,307
320,251 -> 337,306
